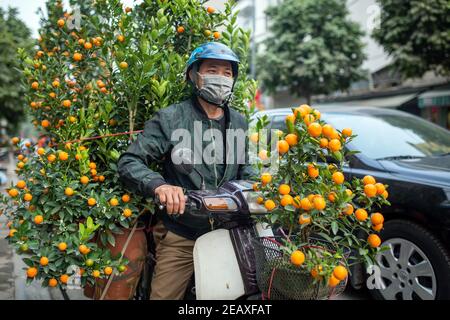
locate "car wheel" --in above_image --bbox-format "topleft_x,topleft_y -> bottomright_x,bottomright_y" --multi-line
371,219 -> 450,300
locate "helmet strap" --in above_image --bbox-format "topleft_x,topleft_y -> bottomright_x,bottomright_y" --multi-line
189,63 -> 200,89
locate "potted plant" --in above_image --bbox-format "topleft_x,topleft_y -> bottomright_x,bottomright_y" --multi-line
1,0 -> 256,299
250,105 -> 390,299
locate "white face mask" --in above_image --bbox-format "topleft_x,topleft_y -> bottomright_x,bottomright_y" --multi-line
196,73 -> 234,106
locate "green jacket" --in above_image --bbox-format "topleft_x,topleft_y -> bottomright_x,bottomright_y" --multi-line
118,96 -> 256,240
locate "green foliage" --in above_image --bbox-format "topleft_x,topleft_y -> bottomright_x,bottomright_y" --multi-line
257,0 -> 366,103
251,105 -> 390,285
1,0 -> 254,289
372,0 -> 450,77
0,7 -> 32,134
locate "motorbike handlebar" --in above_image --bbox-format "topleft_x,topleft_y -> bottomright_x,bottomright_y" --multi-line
155,195 -> 194,216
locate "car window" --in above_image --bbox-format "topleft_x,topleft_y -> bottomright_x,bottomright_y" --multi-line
256,110 -> 450,160
324,113 -> 450,159
271,116 -> 288,132
250,114 -> 288,145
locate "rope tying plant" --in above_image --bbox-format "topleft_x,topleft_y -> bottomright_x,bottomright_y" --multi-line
36,130 -> 144,149
61,130 -> 144,145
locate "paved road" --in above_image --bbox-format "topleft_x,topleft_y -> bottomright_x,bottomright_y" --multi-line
1,153 -> 17,300
0,214 -> 15,300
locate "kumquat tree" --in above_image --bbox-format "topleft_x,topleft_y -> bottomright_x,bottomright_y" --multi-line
0,0 -> 256,297
250,104 -> 391,299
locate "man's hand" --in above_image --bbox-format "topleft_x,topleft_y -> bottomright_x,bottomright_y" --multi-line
154,184 -> 185,215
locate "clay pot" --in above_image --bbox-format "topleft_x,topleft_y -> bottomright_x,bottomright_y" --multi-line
83,225 -> 147,300
84,282 -> 95,299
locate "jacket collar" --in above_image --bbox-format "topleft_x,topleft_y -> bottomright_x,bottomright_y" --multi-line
191,94 -> 231,127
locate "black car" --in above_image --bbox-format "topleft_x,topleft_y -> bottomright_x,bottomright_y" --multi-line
252,106 -> 450,300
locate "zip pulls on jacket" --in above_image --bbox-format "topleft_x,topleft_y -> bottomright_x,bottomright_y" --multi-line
208,119 -> 219,188
191,95 -> 231,189
217,121 -> 232,188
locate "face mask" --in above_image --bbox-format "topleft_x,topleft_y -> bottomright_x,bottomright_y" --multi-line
196,73 -> 234,107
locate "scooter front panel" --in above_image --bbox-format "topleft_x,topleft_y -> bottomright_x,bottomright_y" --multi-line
193,229 -> 246,300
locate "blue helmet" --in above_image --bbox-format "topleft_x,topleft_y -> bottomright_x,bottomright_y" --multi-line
186,42 -> 240,80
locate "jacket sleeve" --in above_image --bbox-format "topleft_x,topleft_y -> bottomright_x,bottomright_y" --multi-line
117,111 -> 171,198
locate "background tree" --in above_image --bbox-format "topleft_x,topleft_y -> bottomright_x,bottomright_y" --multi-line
0,7 -> 32,134
372,0 -> 450,78
257,0 -> 366,104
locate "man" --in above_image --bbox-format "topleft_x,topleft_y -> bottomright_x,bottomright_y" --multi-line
117,42 -> 255,300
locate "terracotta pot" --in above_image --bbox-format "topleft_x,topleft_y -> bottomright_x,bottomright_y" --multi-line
84,282 -> 95,299
83,226 -> 147,300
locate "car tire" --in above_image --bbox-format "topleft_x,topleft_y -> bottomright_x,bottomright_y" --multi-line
370,219 -> 450,300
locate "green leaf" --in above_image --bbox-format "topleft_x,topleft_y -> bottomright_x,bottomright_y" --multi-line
346,150 -> 361,156
359,248 -> 369,256
333,151 -> 343,162
22,258 -> 35,267
49,205 -> 62,216
284,205 -> 295,212
100,232 -> 108,246
79,223 -> 85,239
66,207 -> 75,217
109,162 -> 118,171
317,232 -> 334,244
142,59 -> 152,74
106,232 -> 116,247
119,219 -> 129,229
331,221 -> 339,235
87,217 -> 94,230
54,258 -> 63,267
28,241 -> 39,250
286,119 -> 294,133
364,254 -> 374,267
140,36 -> 150,54
270,213 -> 279,224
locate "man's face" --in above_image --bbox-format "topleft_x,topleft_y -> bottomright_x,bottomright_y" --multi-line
190,59 -> 233,88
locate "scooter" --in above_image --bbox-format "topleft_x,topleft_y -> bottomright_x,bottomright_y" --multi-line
134,150 -> 273,300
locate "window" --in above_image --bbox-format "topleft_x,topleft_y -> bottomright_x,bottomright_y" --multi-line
326,113 -> 450,159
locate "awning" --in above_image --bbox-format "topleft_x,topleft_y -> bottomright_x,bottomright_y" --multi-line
319,93 -> 418,108
418,89 -> 450,108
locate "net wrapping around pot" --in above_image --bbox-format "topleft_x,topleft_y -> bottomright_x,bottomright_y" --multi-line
252,237 -> 347,300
